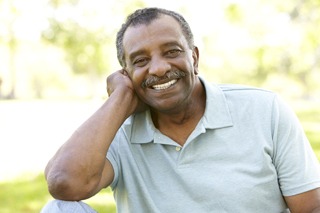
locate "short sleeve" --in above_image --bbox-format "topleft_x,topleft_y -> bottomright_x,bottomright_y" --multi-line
271,95 -> 320,196
106,131 -> 122,189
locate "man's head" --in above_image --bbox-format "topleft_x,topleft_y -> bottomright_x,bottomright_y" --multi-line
116,7 -> 195,68
116,8 -> 200,113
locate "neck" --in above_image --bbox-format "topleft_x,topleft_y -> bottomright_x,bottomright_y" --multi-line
151,78 -> 206,145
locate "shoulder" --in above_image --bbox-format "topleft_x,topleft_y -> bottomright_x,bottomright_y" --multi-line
218,84 -> 274,95
215,83 -> 298,125
216,83 -> 277,105
200,77 -> 275,98
200,77 -> 279,112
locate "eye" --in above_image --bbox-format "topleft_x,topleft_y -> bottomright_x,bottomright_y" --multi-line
166,49 -> 183,58
133,57 -> 149,67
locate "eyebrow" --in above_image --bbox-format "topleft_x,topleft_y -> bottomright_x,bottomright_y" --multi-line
128,49 -> 146,63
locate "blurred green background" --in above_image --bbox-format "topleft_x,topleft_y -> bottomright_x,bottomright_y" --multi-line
0,0 -> 319,212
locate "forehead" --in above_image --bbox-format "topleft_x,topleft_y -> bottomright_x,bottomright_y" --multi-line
123,15 -> 186,56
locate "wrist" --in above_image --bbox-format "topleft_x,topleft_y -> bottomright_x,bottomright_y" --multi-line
108,88 -> 137,117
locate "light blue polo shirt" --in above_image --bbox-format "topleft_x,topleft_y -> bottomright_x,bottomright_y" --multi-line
107,78 -> 320,213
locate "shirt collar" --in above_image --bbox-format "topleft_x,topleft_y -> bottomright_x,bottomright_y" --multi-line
200,76 -> 233,129
124,76 -> 233,144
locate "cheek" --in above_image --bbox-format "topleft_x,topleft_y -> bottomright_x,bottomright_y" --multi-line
130,69 -> 146,88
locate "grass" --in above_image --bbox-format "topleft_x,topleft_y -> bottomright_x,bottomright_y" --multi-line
0,174 -> 50,213
292,100 -> 320,159
0,100 -> 318,212
0,173 -> 116,213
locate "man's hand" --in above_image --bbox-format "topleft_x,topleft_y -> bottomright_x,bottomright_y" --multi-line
106,69 -> 147,116
45,69 -> 147,201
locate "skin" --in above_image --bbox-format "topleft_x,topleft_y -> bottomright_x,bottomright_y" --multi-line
44,14 -> 204,201
44,14 -> 320,212
122,15 -> 205,145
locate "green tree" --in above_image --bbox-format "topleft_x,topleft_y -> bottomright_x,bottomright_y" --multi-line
42,0 -> 146,97
42,0 -> 111,79
200,0 -> 320,98
0,0 -> 19,98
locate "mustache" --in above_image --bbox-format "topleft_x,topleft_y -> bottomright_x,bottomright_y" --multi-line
141,70 -> 186,88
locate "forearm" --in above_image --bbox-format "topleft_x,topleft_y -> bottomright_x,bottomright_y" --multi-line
45,90 -> 134,200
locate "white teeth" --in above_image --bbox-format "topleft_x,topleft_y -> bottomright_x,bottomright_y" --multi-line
152,79 -> 177,90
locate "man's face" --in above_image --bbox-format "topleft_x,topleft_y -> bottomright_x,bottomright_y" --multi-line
123,15 -> 199,112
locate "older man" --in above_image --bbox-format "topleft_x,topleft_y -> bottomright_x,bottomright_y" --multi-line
42,7 -> 320,213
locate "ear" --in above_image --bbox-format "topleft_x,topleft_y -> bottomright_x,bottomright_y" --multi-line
192,46 -> 200,75
123,66 -> 133,79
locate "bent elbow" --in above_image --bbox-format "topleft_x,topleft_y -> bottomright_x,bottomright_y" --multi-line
46,171 -> 91,201
46,172 -> 75,200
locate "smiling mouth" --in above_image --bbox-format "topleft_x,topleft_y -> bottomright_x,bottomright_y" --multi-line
152,79 -> 177,90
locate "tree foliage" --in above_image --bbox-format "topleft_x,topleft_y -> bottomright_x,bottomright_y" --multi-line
1,0 -> 317,98
42,18 -> 108,76
199,0 -> 320,97
42,0 -> 146,77
42,0 -> 110,77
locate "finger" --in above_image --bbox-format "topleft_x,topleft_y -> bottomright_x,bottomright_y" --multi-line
121,69 -> 129,76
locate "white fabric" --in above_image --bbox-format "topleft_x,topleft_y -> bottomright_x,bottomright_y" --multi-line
40,200 -> 97,213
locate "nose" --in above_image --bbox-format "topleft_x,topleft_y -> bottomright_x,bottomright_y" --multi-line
148,56 -> 171,77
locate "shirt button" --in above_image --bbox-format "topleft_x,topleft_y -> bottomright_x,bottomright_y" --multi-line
175,146 -> 181,151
